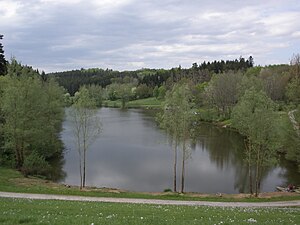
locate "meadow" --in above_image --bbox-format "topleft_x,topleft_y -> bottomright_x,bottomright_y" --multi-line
0,197 -> 299,225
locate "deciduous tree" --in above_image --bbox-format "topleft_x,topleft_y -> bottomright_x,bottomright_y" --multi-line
0,59 -> 64,176
159,83 -> 193,193
70,86 -> 102,189
232,88 -> 278,196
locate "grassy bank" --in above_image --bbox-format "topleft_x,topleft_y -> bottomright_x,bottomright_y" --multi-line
1,167 -> 300,202
1,197 -> 299,225
103,97 -> 163,109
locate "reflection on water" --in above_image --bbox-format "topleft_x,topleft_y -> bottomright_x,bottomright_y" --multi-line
60,108 -> 300,193
48,152 -> 66,182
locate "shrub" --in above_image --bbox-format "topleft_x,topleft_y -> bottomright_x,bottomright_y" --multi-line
22,151 -> 51,177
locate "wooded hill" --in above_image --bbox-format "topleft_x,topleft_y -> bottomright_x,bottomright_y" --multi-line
48,56 -> 254,95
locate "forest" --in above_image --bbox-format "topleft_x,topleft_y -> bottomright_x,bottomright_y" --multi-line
0,34 -> 300,195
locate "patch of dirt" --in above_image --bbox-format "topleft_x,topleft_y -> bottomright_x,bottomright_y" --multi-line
10,177 -> 63,188
258,192 -> 299,198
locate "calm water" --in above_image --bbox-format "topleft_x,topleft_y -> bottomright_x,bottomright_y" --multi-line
61,108 -> 300,193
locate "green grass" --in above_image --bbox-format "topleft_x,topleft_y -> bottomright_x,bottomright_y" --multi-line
1,167 -> 300,203
102,99 -> 122,108
0,197 -> 299,225
127,97 -> 162,108
103,97 -> 162,109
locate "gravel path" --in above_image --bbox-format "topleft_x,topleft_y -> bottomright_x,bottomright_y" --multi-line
1,191 -> 300,207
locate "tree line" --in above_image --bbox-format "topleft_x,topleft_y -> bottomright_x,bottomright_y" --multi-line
49,56 -> 254,95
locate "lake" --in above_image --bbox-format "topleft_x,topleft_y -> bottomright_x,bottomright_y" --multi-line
60,107 -> 300,193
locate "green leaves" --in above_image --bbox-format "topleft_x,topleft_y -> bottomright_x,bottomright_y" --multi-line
231,88 -> 278,195
0,59 -> 64,175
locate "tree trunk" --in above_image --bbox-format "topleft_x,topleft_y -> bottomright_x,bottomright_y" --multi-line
15,144 -> 22,170
249,161 -> 253,195
255,161 -> 259,197
79,153 -> 82,189
83,139 -> 86,188
245,138 -> 253,195
173,143 -> 177,192
121,98 -> 126,109
180,141 -> 186,193
255,148 -> 260,197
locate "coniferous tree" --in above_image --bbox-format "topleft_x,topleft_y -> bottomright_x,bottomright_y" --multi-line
0,34 -> 7,75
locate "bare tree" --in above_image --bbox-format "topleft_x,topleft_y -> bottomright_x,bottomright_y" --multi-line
70,87 -> 102,189
159,83 -> 193,193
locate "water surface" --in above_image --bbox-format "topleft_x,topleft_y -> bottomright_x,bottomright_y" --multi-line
61,108 -> 300,193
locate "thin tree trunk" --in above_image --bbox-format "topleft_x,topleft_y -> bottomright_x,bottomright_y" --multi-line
83,130 -> 87,188
255,162 -> 259,197
15,144 -> 22,169
180,141 -> 186,193
249,161 -> 253,195
20,137 -> 25,168
255,147 -> 260,197
79,151 -> 82,189
245,138 -> 253,195
76,117 -> 82,189
173,142 -> 177,192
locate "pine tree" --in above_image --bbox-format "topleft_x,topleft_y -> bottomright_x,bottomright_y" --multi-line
0,34 -> 7,75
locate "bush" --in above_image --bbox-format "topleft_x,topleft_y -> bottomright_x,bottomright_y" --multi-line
196,108 -> 219,122
163,188 -> 172,192
22,151 -> 51,177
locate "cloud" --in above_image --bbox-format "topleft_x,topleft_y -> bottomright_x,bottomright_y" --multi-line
1,0 -> 300,72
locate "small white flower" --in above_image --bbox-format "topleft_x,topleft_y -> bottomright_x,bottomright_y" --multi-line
141,217 -> 144,219
247,218 -> 257,223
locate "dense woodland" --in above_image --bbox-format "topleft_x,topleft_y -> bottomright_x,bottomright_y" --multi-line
0,35 -> 300,194
50,56 -> 253,96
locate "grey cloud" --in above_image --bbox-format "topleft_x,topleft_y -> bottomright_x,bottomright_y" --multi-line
1,0 -> 300,72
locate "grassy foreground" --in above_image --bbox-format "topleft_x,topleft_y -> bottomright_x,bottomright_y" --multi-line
1,197 -> 300,225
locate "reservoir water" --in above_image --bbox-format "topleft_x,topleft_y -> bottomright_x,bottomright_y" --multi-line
61,108 -> 300,193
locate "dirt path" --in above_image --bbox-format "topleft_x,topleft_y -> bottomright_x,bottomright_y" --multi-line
1,191 -> 300,207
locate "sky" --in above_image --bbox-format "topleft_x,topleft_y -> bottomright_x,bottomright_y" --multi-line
1,0 -> 300,73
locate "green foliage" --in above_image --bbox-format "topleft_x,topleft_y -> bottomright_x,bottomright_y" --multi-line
135,84 -> 153,99
259,67 -> 291,101
50,57 -> 254,96
163,188 -> 172,192
85,84 -> 103,107
204,71 -> 242,118
70,86 -> 102,188
0,59 -> 64,174
22,151 -> 51,177
63,93 -> 72,106
279,106 -> 300,171
231,88 -> 278,195
74,86 -> 97,108
153,86 -> 159,98
193,82 -> 208,107
286,77 -> 300,104
105,79 -> 136,108
195,108 -> 219,122
157,85 -> 166,100
244,66 -> 262,77
159,83 -> 194,192
237,74 -> 263,99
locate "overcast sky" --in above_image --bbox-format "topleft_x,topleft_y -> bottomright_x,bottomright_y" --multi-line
1,0 -> 300,72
